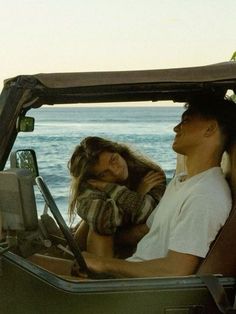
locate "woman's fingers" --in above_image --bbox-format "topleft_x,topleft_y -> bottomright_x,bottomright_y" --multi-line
143,171 -> 164,184
87,179 -> 108,190
137,171 -> 165,195
140,171 -> 165,193
87,179 -> 99,186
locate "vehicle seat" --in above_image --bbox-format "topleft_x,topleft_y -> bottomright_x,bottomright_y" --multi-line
197,144 -> 236,276
0,168 -> 46,257
0,167 -> 66,257
0,168 -> 38,231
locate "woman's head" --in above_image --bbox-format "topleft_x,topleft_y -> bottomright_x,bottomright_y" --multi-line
68,136 -> 130,184
91,151 -> 128,183
68,136 -> 132,222
68,136 -> 163,222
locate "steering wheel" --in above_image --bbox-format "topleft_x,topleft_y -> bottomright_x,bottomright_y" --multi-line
35,176 -> 114,279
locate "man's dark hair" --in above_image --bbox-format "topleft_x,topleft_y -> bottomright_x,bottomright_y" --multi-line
184,95 -> 236,151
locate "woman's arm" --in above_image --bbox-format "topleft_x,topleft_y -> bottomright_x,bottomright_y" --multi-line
76,189 -> 124,235
86,170 -> 166,228
104,183 -> 159,224
87,178 -> 163,225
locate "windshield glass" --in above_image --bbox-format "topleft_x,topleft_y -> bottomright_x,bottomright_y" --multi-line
7,102 -> 184,223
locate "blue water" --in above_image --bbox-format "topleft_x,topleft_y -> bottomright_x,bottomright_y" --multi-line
10,106 -> 184,221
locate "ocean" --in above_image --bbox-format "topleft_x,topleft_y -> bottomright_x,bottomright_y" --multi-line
11,106 -> 184,222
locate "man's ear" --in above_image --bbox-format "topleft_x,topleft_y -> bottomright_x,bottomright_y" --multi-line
204,121 -> 218,137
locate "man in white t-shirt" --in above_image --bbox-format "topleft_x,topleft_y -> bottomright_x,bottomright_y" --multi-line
72,96 -> 236,278
128,167 -> 231,262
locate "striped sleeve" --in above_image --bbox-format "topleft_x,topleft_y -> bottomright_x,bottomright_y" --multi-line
104,184 -> 158,224
76,188 -> 123,235
149,183 -> 166,203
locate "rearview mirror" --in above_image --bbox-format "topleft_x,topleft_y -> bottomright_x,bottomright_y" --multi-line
10,149 -> 39,179
16,116 -> 35,132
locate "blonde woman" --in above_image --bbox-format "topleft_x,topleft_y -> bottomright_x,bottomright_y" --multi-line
68,136 -> 166,258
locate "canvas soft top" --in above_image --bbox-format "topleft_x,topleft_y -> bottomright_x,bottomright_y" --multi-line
4,61 -> 236,90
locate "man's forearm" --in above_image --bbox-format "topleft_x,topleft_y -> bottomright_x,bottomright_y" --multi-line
83,250 -> 200,278
102,258 -> 170,278
102,257 -> 186,278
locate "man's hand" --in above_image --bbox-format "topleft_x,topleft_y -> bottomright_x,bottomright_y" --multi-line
137,171 -> 165,196
71,252 -> 107,277
71,250 -> 201,278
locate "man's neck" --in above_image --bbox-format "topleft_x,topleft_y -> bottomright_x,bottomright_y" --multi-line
185,154 -> 221,178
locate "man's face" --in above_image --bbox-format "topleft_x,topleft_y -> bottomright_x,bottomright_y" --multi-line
172,112 -> 213,155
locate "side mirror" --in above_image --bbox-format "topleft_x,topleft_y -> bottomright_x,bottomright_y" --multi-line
10,149 -> 39,179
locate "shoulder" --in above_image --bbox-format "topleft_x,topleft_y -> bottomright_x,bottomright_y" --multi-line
175,168 -> 231,216
193,168 -> 231,200
182,187 -> 231,223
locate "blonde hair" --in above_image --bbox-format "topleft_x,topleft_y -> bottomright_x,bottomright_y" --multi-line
68,136 -> 164,223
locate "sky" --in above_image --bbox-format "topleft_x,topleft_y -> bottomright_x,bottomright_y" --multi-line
0,0 -> 235,93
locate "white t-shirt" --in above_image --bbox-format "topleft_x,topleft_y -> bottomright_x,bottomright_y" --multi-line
128,167 -> 232,261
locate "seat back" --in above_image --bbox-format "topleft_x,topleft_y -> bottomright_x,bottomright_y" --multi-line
197,145 -> 236,276
0,168 -> 38,232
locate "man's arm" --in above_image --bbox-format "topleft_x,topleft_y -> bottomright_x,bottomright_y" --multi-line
79,250 -> 201,278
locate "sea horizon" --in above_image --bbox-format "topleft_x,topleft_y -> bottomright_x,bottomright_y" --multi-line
12,105 -> 184,221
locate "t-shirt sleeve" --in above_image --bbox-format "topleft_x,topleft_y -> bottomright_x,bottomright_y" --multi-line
168,194 -> 228,258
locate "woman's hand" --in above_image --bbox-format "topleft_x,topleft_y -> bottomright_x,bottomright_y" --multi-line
88,179 -> 108,191
137,171 -> 164,196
